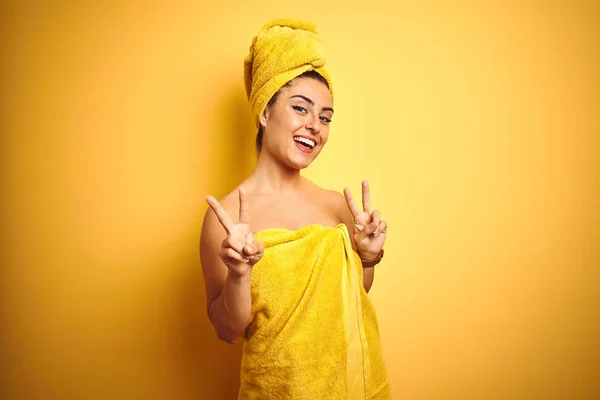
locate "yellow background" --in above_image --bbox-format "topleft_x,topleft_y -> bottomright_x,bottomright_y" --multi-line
1,1 -> 598,399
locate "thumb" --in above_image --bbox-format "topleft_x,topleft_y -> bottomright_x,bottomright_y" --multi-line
356,221 -> 378,243
243,232 -> 256,255
251,240 -> 265,258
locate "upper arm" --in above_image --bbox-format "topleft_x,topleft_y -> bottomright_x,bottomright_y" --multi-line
199,206 -> 229,316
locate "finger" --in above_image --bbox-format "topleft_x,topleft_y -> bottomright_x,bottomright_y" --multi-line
246,231 -> 255,245
246,240 -> 265,266
248,255 -> 262,266
221,247 -> 249,263
371,210 -> 381,235
362,180 -> 371,214
353,223 -> 365,234
244,239 -> 264,257
243,244 -> 255,256
356,220 -> 378,243
238,186 -> 250,225
242,232 -> 255,256
243,241 -> 257,255
206,196 -> 235,234
253,240 -> 264,256
252,241 -> 265,260
222,235 -> 245,254
378,220 -> 387,235
343,188 -> 361,218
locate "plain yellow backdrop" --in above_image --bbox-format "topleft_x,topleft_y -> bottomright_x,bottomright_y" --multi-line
1,1 -> 598,399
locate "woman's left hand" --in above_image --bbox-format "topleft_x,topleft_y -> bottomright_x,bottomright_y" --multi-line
343,180 -> 387,261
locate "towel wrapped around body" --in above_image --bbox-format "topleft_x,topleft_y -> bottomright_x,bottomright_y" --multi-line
239,223 -> 391,399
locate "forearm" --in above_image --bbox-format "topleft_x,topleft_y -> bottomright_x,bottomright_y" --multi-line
362,265 -> 375,292
209,271 -> 252,344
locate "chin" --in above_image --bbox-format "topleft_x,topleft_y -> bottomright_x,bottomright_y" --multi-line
289,153 -> 319,170
289,160 -> 312,170
283,145 -> 323,170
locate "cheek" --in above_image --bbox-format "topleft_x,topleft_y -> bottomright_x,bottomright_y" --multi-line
321,129 -> 330,145
288,113 -> 305,129
274,108 -> 301,130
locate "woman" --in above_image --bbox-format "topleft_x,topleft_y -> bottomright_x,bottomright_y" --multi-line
200,19 -> 391,399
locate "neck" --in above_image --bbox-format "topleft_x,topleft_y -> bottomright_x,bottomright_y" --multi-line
247,150 -> 303,195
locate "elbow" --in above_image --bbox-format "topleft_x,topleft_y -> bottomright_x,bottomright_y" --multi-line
208,302 -> 248,344
218,334 -> 239,345
215,327 -> 243,345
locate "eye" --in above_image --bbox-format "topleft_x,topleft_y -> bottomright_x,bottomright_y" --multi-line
320,116 -> 332,124
292,105 -> 307,113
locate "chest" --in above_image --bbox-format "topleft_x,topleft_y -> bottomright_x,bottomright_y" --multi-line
249,196 -> 339,232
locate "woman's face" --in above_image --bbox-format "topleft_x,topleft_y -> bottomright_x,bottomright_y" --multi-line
259,77 -> 334,170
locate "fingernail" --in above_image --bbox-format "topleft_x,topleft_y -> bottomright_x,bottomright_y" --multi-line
373,231 -> 379,237
247,246 -> 254,252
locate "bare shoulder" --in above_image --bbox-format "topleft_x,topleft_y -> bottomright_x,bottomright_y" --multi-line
313,184 -> 356,248
213,189 -> 241,219
325,188 -> 349,219
302,178 -> 352,224
203,187 -> 240,225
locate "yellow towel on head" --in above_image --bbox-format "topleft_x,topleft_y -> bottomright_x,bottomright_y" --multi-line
244,19 -> 333,127
239,224 -> 391,400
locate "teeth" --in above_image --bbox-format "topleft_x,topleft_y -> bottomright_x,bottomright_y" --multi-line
293,137 -> 315,148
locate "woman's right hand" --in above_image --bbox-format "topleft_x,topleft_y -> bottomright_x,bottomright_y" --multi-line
205,186 -> 264,278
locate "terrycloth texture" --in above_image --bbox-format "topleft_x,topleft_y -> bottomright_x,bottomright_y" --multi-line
244,19 -> 333,127
239,224 -> 390,400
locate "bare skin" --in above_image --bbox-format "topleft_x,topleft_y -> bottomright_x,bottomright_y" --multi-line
200,77 -> 387,344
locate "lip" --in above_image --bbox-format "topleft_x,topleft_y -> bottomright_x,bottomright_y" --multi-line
293,135 -> 318,153
294,140 -> 315,153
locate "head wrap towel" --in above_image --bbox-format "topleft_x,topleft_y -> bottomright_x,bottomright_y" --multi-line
244,19 -> 333,127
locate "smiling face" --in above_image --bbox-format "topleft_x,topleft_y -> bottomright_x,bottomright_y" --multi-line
259,76 -> 334,170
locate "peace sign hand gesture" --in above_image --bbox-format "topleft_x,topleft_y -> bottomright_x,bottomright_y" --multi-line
206,186 -> 264,278
344,180 -> 387,262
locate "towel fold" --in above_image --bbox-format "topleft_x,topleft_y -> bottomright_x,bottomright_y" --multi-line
244,19 -> 333,127
239,223 -> 390,400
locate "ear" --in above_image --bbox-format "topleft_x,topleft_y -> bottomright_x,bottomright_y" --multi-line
259,107 -> 269,129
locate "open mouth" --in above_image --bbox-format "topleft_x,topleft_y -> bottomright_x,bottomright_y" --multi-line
293,136 -> 316,150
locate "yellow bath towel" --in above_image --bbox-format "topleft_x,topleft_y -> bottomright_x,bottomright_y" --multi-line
244,19 -> 334,127
239,224 -> 391,399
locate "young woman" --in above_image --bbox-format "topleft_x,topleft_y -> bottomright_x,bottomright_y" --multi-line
200,19 -> 391,399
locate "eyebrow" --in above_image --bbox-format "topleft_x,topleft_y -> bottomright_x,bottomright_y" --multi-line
290,95 -> 334,113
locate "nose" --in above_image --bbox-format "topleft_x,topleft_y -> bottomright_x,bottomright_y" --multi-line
305,114 -> 321,134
